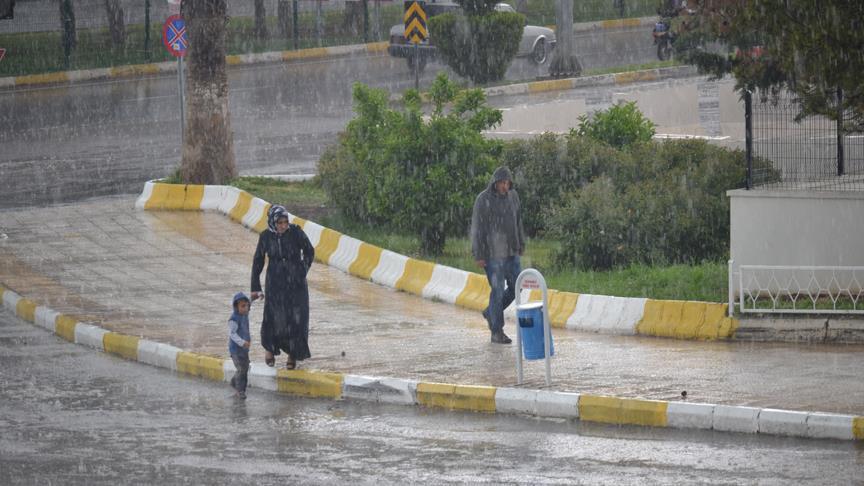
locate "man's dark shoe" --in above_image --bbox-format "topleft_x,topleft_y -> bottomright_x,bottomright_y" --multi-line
491,331 -> 512,344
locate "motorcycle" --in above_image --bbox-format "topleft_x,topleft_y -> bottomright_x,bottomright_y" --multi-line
652,19 -> 675,61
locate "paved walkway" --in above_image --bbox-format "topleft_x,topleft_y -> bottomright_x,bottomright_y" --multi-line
1,196 -> 863,415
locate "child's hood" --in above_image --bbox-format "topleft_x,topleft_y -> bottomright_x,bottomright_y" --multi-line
233,292 -> 250,307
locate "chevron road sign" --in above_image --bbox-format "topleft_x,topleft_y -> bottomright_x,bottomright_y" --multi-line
403,1 -> 427,44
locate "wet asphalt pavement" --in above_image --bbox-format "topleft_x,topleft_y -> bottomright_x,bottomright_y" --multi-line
2,308 -> 864,485
1,197 -> 863,416
0,23 -> 657,209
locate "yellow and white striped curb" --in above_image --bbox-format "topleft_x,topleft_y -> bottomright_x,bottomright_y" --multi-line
1,284 -> 861,441
136,181 -> 739,341
0,41 -> 389,90
482,65 -> 697,99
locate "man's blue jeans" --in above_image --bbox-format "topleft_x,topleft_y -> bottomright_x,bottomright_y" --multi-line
484,256 -> 521,333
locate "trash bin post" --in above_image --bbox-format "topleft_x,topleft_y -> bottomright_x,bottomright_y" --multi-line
514,268 -> 553,387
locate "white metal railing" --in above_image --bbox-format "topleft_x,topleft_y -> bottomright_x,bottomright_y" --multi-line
734,264 -> 864,314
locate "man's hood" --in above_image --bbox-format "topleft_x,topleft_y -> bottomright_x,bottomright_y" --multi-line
488,166 -> 513,192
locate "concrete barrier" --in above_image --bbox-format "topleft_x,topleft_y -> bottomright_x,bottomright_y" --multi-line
667,402 -> 715,430
758,408 -> 809,437
177,352 -> 225,382
417,382 -> 497,412
535,390 -> 581,419
713,405 -> 760,434
248,364 -> 279,392
277,369 -> 343,398
342,375 -> 418,405
75,323 -> 107,350
138,340 -> 181,371
805,413 -> 855,440
34,306 -> 60,332
495,387 -> 538,415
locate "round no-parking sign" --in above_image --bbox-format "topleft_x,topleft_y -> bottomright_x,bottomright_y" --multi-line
162,14 -> 188,58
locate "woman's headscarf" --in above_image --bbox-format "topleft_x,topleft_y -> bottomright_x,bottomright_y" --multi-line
267,205 -> 289,233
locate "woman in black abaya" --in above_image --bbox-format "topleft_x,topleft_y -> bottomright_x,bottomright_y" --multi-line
251,205 -> 315,369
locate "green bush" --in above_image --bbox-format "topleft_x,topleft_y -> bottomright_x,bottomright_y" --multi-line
575,101 -> 656,148
429,10 -> 523,85
317,74 -> 503,255
500,134 -> 622,237
545,137 -> 747,270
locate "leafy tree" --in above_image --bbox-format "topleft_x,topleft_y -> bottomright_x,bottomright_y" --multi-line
575,101 -> 656,148
319,74 -> 503,255
429,2 -> 523,84
179,0 -> 237,184
675,0 -> 864,128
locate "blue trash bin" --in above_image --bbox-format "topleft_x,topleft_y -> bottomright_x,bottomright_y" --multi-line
516,301 -> 554,360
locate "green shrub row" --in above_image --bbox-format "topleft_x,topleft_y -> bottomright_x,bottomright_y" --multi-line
319,79 -> 762,271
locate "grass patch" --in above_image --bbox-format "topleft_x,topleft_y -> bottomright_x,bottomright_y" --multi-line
230,176 -> 328,209
235,178 -> 728,303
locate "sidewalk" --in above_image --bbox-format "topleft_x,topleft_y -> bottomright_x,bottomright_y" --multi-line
1,194 -> 863,427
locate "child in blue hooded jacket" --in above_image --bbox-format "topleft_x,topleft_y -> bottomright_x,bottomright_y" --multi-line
228,292 -> 252,399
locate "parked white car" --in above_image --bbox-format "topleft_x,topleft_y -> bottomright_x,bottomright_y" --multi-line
388,2 -> 556,71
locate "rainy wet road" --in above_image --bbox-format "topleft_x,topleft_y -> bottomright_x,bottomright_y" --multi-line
0,24 -> 661,209
2,308 -> 863,485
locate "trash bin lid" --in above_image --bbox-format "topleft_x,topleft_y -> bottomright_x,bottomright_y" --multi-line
516,301 -> 543,311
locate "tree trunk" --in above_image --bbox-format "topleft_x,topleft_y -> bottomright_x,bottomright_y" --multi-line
104,0 -> 126,47
549,0 -> 582,77
254,0 -> 268,39
179,0 -> 237,184
277,0 -> 291,39
59,0 -> 77,51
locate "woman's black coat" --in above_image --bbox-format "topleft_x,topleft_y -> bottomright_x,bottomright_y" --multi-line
251,224 -> 315,360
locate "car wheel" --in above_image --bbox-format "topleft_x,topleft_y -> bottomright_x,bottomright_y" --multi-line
407,55 -> 427,72
531,38 -> 548,65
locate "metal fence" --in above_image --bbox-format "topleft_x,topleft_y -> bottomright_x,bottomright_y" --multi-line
745,89 -> 864,191
0,0 -> 403,76
735,264 -> 864,315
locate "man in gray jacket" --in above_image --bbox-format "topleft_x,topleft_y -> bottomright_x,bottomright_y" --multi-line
471,166 -> 526,344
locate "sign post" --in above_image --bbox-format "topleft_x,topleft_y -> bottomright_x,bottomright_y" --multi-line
162,14 -> 188,146
403,1 -> 427,90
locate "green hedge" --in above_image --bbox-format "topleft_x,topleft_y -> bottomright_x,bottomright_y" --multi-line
318,74 -> 502,255
504,133 -> 750,270
429,10 -> 523,85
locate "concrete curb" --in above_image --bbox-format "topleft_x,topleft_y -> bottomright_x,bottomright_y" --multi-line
2,283 -> 861,441
481,65 -> 698,100
135,181 -> 738,341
